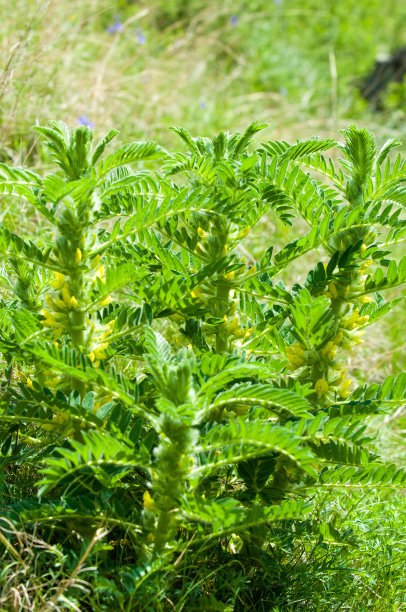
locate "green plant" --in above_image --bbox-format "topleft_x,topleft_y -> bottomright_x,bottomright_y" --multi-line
1,120 -> 406,609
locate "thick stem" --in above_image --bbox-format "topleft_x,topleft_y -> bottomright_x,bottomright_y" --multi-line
70,270 -> 86,397
215,282 -> 230,354
152,420 -> 196,553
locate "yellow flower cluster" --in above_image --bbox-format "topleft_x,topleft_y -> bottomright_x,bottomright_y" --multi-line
221,314 -> 255,340
286,338 -> 354,400
325,251 -> 374,305
190,286 -> 206,301
87,319 -> 115,366
195,227 -> 227,261
342,308 -> 369,331
41,256 -> 115,370
313,373 -> 352,398
285,343 -> 307,370
42,411 -> 70,431
315,378 -> 329,395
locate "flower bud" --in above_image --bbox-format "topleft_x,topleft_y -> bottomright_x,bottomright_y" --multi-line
328,282 -> 338,298
100,295 -> 112,307
62,286 -> 72,308
51,272 -> 65,290
91,254 -> 101,269
143,490 -> 157,511
74,248 -> 82,264
315,378 -> 329,395
197,227 -> 207,239
238,226 -> 251,239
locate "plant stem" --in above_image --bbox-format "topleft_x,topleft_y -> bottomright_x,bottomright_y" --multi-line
70,269 -> 86,397
215,282 -> 229,354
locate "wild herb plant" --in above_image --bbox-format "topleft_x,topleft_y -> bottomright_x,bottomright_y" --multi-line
0,121 -> 406,609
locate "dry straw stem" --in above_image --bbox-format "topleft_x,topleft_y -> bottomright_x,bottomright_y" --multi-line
37,527 -> 107,612
0,518 -> 62,611
0,517 -> 27,569
0,517 -> 107,611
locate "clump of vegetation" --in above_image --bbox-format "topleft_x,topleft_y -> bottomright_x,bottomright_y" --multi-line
0,120 -> 405,609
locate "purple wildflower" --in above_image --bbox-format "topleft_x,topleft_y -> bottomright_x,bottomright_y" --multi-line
199,102 -> 207,110
136,28 -> 146,44
78,115 -> 94,129
230,15 -> 238,26
279,87 -> 288,97
107,18 -> 123,34
274,0 -> 283,4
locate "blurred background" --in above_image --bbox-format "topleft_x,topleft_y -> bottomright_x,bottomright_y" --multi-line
1,0 -> 406,162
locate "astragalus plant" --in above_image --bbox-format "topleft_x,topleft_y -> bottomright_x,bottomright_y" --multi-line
0,121 -> 405,609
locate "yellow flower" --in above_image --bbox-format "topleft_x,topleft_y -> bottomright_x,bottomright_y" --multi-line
74,248 -> 82,264
54,413 -> 69,425
91,254 -> 101,269
287,343 -> 306,359
244,326 -> 255,338
26,377 -> 34,390
220,244 -> 228,257
335,369 -> 347,385
62,286 -> 72,308
45,295 -> 56,309
227,300 -> 237,316
99,295 -> 112,307
196,242 -> 206,255
321,341 -> 336,360
238,226 -> 251,239
343,309 -> 360,330
315,378 -> 329,396
357,315 -> 369,326
191,286 -> 203,300
51,272 -> 65,290
228,316 -> 239,333
93,344 -> 108,360
360,259 -> 372,272
95,265 -> 105,280
143,490 -> 157,511
285,345 -> 306,368
328,282 -> 338,298
224,270 -> 235,281
332,331 -> 343,344
70,296 -> 79,309
40,310 -> 64,329
339,378 -> 352,398
197,227 -> 207,238
234,328 -> 246,338
101,323 -> 115,340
